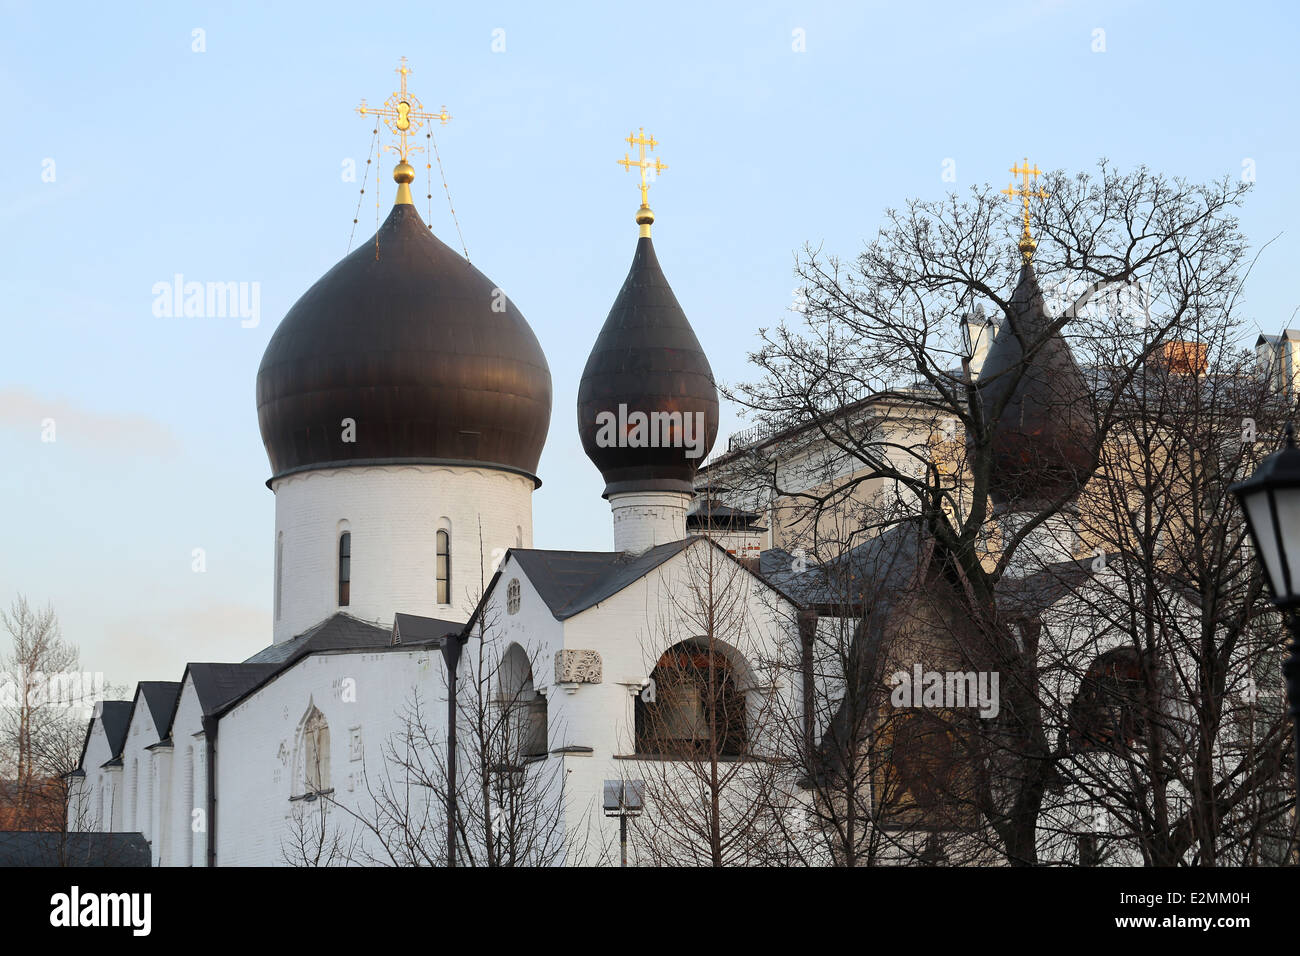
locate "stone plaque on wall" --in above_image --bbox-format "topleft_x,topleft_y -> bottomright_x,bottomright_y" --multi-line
554,649 -> 602,685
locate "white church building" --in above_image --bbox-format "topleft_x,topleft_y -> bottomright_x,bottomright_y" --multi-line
67,135 -> 818,866
69,91 -> 1256,867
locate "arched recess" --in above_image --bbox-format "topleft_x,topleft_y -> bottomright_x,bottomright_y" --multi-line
498,643 -> 547,760
295,702 -> 332,796
1068,646 -> 1151,752
181,744 -> 194,865
635,638 -> 751,757
129,757 -> 139,830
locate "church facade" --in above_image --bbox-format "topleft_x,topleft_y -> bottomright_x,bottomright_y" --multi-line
67,119 -> 822,865
67,86 -> 1281,865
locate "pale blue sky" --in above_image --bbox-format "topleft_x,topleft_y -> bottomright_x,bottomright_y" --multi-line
1,0 -> 1296,687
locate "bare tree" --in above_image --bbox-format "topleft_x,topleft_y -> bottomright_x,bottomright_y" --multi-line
337,628 -> 571,867
626,542 -> 794,866
724,161 -> 1255,863
1035,330 -> 1296,866
0,596 -> 101,834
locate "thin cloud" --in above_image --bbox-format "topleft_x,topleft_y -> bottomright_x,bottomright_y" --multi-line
0,388 -> 181,457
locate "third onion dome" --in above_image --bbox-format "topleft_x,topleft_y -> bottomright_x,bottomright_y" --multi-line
975,249 -> 1096,510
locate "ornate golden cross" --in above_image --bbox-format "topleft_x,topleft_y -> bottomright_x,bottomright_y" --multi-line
618,128 -> 667,208
356,57 -> 450,161
1002,158 -> 1048,234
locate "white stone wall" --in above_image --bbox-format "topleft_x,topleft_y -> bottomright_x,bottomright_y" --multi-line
167,676 -> 209,867
271,464 -> 535,643
539,539 -> 802,865
72,720 -> 120,832
71,542 -> 801,867
116,687 -> 171,864
213,649 -> 444,866
608,491 -> 691,553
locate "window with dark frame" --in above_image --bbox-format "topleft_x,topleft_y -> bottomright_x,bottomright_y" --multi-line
436,529 -> 450,604
337,531 -> 351,607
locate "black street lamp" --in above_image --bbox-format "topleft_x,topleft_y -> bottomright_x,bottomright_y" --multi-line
1229,422 -> 1300,789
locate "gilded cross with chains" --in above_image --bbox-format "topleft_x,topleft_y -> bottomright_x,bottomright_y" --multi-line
1001,158 -> 1049,235
356,57 -> 450,161
618,128 -> 667,208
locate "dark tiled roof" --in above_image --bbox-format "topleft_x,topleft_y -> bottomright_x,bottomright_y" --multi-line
186,662 -> 282,716
996,556 -> 1099,618
392,612 -> 461,646
511,539 -> 692,620
137,681 -> 181,738
0,831 -> 151,867
779,521 -> 930,613
77,699 -> 132,767
243,612 -> 392,665
97,700 -> 132,758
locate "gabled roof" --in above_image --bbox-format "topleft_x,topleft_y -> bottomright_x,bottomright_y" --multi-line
780,520 -> 930,614
132,681 -> 181,740
1256,329 -> 1300,346
996,555 -> 1100,619
182,662 -> 282,721
392,612 -> 461,646
243,612 -> 391,665
77,699 -> 132,769
510,539 -> 693,620
147,614 -> 404,740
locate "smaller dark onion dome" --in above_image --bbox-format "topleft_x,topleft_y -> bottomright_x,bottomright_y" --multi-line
577,235 -> 719,497
257,174 -> 552,484
975,257 -> 1096,509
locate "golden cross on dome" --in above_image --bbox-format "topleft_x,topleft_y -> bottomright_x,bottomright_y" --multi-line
356,57 -> 450,162
1001,157 -> 1049,261
618,128 -> 667,236
619,128 -> 667,208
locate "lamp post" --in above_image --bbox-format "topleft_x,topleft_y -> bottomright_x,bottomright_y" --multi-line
1229,422 -> 1300,789
603,779 -> 645,867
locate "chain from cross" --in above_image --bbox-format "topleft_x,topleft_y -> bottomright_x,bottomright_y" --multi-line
1001,157 -> 1049,234
618,128 -> 667,207
356,57 -> 450,161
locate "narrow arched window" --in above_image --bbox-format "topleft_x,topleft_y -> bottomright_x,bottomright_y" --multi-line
337,532 -> 351,607
507,579 -> 521,615
436,529 -> 451,604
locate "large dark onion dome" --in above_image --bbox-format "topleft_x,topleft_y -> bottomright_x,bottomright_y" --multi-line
975,253 -> 1096,509
577,225 -> 719,497
257,163 -> 552,484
